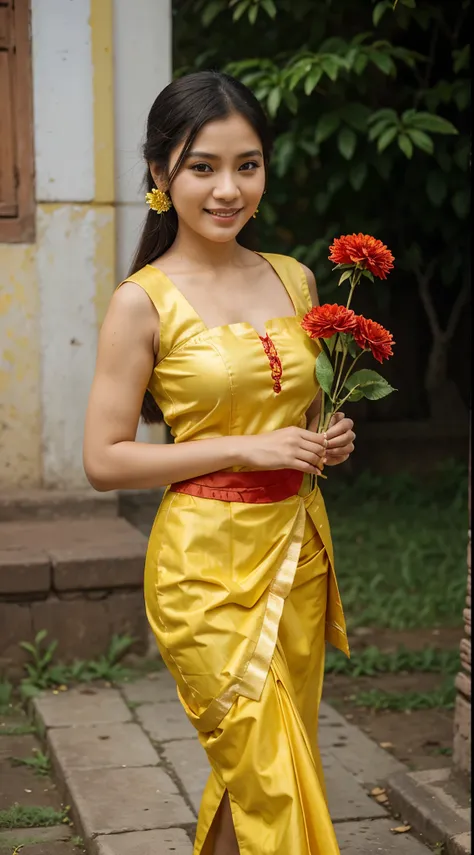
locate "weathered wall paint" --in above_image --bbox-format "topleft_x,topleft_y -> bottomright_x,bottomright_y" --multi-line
0,0 -> 170,487
31,0 -> 95,202
0,245 -> 42,486
37,204 -> 114,488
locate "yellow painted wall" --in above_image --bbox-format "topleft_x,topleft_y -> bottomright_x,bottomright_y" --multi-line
0,245 -> 42,487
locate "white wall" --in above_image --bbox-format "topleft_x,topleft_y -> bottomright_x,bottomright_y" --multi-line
113,0 -> 173,281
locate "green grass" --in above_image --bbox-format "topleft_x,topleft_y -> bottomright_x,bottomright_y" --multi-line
10,749 -> 51,778
0,680 -> 14,715
0,724 -> 37,737
324,460 -> 468,629
325,645 -> 460,676
352,679 -> 456,711
0,804 -> 69,829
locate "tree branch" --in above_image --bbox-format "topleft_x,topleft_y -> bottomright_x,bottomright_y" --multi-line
445,281 -> 470,342
415,259 -> 440,339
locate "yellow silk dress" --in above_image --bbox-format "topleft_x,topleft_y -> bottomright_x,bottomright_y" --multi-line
122,252 -> 349,855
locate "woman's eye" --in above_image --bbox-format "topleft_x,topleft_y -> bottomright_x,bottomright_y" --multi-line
191,163 -> 212,173
239,161 -> 260,171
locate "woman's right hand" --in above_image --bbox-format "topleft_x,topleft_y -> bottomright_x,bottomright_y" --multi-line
236,426 -> 328,474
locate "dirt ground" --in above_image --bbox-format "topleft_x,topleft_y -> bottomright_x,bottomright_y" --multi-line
323,625 -> 462,772
0,711 -> 84,855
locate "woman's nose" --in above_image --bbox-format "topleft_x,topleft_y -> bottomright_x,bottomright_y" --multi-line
212,174 -> 240,201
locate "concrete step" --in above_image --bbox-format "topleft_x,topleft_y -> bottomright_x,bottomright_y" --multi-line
385,768 -> 471,854
0,516 -> 148,670
0,488 -> 119,522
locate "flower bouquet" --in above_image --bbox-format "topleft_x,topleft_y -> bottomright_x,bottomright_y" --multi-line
302,233 -> 396,456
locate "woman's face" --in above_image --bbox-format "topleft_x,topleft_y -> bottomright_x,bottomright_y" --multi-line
155,112 -> 266,243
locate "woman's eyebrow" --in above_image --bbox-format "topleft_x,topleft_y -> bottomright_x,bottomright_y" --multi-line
185,149 -> 263,160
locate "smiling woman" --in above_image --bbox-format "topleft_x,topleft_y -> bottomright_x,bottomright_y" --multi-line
83,70 -> 356,855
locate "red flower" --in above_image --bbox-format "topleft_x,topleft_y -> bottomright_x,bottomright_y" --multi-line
301,304 -> 358,339
329,233 -> 395,280
354,316 -> 395,363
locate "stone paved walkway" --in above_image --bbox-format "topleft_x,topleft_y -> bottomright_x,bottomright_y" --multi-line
32,670 -> 434,854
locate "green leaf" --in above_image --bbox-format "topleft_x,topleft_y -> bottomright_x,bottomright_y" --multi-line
267,86 -> 281,117
304,66 -> 323,96
349,161 -> 368,191
426,172 -> 447,207
361,269 -> 374,281
315,350 -> 334,398
377,126 -> 398,152
373,1 -> 391,26
325,334 -> 337,354
345,369 -> 396,400
370,52 -> 396,75
338,269 -> 353,286
201,0 -> 224,27
409,113 -> 459,135
338,126 -> 357,160
261,0 -> 277,18
248,4 -> 258,24
452,188 -> 470,219
315,113 -> 340,144
340,102 -> 371,132
406,129 -> 434,154
347,387 -> 365,402
320,56 -> 340,82
368,108 -> 398,124
398,133 -> 413,158
368,119 -> 395,141
232,0 -> 250,21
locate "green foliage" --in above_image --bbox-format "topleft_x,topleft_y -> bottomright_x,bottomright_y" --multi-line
0,804 -> 69,829
353,679 -> 456,710
174,0 -> 470,405
19,633 -> 137,693
324,459 -> 468,629
0,679 -> 14,715
10,748 -> 51,778
325,645 -> 460,676
0,723 -> 38,736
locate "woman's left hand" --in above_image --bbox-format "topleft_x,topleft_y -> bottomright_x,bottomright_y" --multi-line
308,411 -> 355,466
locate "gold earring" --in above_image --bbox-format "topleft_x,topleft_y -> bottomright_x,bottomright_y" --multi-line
145,188 -> 173,214
253,207 -> 259,219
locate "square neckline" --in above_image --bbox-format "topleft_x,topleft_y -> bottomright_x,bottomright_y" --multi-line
145,251 -> 299,339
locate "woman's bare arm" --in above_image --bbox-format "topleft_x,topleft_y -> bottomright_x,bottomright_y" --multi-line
83,283 -> 245,491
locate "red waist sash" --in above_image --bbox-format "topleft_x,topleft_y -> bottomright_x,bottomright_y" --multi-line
169,469 -> 304,504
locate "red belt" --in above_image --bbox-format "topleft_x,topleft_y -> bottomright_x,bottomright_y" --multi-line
169,469 -> 304,504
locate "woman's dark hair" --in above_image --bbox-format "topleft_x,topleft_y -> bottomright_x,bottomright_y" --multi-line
129,70 -> 273,424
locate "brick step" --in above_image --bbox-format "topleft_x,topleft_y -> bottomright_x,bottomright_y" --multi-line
0,488 -> 119,522
0,517 -> 148,671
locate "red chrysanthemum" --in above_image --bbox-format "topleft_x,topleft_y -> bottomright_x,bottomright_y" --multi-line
354,315 -> 395,363
301,304 -> 358,339
329,233 -> 395,280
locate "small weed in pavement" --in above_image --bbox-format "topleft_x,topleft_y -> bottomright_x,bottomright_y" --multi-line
10,748 -> 51,777
0,804 -> 70,829
0,723 -> 37,737
19,631 -> 136,695
0,679 -> 14,715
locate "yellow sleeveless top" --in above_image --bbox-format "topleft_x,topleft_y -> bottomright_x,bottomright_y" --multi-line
123,252 -> 349,732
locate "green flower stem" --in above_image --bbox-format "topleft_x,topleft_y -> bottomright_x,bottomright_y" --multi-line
337,350 -> 365,400
335,384 -> 361,410
346,269 -> 362,310
333,340 -> 348,401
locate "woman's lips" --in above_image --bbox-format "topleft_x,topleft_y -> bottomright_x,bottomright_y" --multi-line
204,208 -> 243,221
